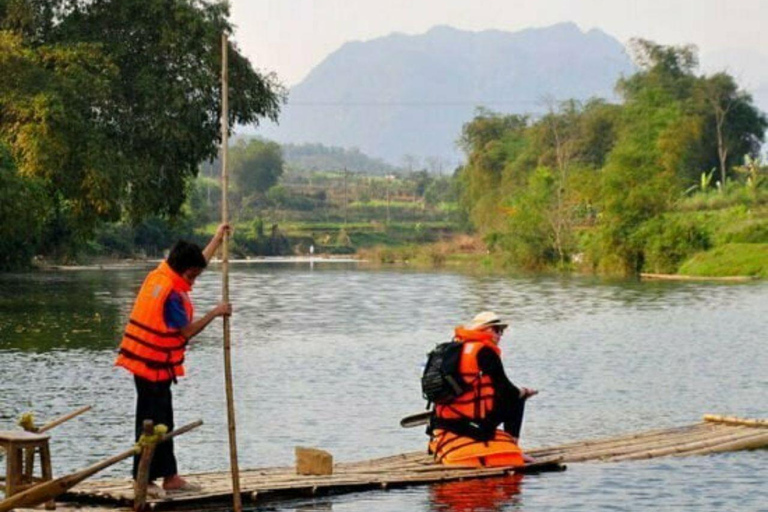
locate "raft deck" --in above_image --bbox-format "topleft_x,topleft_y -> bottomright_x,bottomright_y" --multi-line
22,415 -> 768,511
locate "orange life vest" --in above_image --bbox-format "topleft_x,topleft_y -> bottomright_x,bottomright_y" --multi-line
434,327 -> 500,424
429,327 -> 524,468
115,261 -> 194,382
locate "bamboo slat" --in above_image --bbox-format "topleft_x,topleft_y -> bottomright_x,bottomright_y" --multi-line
703,415 -> 768,427
527,423 -> 711,457
681,431 -> 768,456
606,429 -> 767,461
548,425 -> 743,463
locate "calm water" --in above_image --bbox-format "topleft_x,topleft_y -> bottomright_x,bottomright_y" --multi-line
0,263 -> 766,511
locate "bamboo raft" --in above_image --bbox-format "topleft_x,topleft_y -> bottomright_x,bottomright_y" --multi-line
9,414 -> 751,511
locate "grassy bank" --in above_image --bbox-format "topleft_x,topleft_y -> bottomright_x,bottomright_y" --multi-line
678,243 -> 768,278
668,201 -> 768,278
357,235 -> 498,269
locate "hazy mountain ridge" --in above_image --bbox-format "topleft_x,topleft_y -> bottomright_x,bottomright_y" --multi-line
258,23 -> 637,164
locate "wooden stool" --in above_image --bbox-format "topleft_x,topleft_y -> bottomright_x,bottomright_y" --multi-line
0,430 -> 55,509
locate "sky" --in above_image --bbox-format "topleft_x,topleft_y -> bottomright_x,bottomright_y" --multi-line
229,0 -> 768,88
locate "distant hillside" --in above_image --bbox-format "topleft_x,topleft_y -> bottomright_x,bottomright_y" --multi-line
282,142 -> 398,174
256,23 -> 634,165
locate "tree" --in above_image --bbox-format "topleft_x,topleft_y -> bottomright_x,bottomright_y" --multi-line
0,0 -> 283,261
697,73 -> 767,189
0,143 -> 50,269
230,139 -> 284,214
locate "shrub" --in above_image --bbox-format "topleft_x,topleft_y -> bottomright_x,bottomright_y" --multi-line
635,216 -> 711,273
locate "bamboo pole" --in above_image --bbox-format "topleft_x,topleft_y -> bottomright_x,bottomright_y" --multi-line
533,424 -> 728,461
679,430 -> 768,456
38,406 -> 92,433
703,415 -> 768,428
527,423 -> 709,457
557,426 -> 746,463
220,31 -> 243,512
0,421 -> 202,512
606,428 -> 765,462
133,420 -> 157,512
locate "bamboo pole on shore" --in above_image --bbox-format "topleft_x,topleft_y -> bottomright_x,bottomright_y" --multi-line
640,273 -> 756,282
220,32 -> 243,512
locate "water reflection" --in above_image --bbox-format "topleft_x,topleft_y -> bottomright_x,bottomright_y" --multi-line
0,269 -> 145,351
429,474 -> 523,512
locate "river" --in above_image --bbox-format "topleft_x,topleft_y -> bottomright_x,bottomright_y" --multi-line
0,263 -> 766,511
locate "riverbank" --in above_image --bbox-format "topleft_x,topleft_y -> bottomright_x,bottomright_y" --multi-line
356,236 -> 768,280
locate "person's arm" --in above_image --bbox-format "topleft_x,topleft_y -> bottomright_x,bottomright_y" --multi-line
179,302 -> 232,340
477,347 -> 523,402
202,223 -> 231,263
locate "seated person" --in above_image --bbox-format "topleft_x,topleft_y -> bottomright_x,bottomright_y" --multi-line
428,311 -> 537,467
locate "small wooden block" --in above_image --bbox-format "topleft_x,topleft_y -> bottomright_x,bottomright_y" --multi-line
295,446 -> 333,476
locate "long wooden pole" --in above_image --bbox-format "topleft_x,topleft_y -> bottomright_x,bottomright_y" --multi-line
38,405 -> 92,433
220,32 -> 243,512
0,421 -> 202,512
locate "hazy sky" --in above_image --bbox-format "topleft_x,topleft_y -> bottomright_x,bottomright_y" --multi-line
230,0 -> 768,87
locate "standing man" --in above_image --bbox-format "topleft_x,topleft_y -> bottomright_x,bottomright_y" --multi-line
115,224 -> 232,493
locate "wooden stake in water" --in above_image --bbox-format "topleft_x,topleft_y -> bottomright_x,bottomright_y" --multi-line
220,32 -> 242,512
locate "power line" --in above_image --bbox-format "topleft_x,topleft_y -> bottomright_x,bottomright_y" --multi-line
285,99 -> 579,107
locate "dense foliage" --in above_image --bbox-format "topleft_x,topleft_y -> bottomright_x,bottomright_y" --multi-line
457,40 -> 767,274
281,143 -> 397,174
0,0 -> 283,268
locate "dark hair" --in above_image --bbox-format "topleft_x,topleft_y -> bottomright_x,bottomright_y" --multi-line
167,240 -> 207,274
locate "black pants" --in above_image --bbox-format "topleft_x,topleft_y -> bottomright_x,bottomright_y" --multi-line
499,396 -> 526,439
133,376 -> 177,481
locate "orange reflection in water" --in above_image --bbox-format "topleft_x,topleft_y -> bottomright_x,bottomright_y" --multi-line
429,474 -> 524,512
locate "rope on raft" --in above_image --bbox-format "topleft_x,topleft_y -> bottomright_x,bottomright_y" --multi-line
18,412 -> 38,432
134,424 -> 168,453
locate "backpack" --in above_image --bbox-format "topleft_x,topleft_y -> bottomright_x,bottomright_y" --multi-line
421,341 -> 470,405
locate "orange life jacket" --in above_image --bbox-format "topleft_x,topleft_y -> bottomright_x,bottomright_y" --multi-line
429,327 -> 523,468
115,261 -> 194,382
434,327 -> 501,424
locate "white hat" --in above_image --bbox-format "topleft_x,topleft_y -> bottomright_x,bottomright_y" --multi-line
466,311 -> 508,330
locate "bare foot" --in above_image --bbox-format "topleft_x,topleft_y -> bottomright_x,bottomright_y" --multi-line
522,452 -> 537,464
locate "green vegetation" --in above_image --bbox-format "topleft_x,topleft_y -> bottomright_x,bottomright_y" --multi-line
457,39 -> 768,277
281,142 -> 397,174
0,0 -> 282,269
678,244 -> 768,278
2,13 -> 766,281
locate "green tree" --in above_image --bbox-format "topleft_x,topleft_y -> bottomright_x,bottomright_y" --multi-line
0,0 -> 283,263
230,139 -> 284,215
0,144 -> 50,269
457,111 -> 528,230
695,73 -> 767,188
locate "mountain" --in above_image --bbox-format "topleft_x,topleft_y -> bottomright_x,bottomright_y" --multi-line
256,23 -> 635,165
